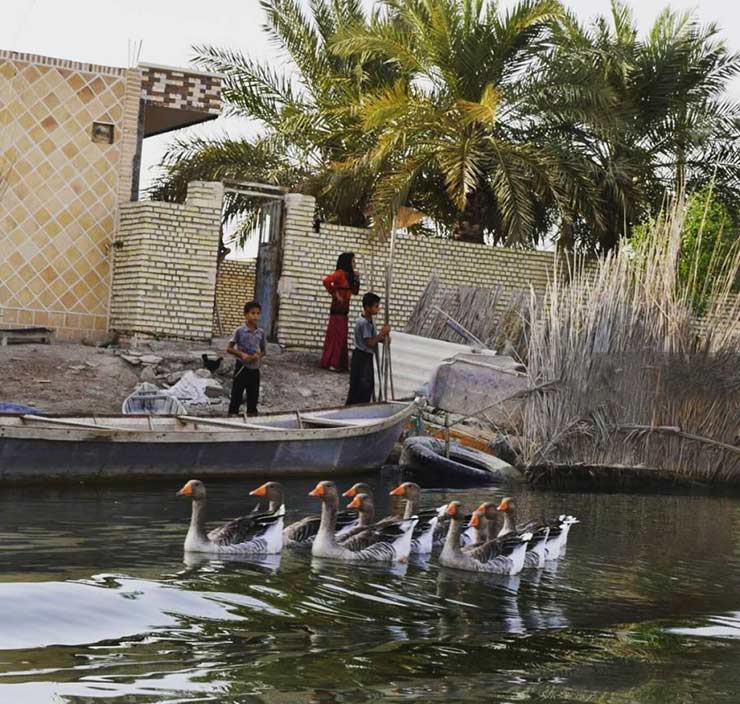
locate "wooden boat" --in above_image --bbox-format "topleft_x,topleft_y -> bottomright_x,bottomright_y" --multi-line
0,402 -> 415,483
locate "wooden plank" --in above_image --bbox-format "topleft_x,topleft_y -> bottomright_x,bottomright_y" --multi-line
299,414 -> 366,428
177,415 -> 281,432
21,415 -> 121,431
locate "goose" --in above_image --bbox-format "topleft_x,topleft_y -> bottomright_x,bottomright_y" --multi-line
496,497 -> 578,560
439,501 -> 531,575
388,482 -> 440,553
207,480 -> 284,541
308,480 -> 418,563
283,484 -> 361,549
177,479 -> 284,554
474,501 -> 549,568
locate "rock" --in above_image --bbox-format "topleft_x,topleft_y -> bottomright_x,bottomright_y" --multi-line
195,368 -> 212,379
84,361 -> 97,368
68,364 -> 86,371
217,357 -> 236,376
297,387 -> 313,398
140,366 -> 158,382
203,378 -> 223,398
266,342 -> 283,355
140,354 -> 163,365
120,355 -> 141,366
166,370 -> 186,385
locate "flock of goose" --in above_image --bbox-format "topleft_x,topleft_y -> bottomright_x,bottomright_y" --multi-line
177,479 -> 579,575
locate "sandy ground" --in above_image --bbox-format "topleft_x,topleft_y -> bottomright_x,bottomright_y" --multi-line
0,341 -> 349,415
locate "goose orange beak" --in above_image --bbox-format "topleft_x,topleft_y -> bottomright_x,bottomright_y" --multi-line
249,483 -> 268,496
446,503 -> 457,516
308,483 -> 325,497
497,498 -> 510,511
177,482 -> 192,496
342,486 -> 357,498
389,485 -> 406,496
476,503 -> 489,513
347,495 -> 362,509
470,512 -> 480,527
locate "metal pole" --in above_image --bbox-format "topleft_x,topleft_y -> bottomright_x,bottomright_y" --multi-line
444,412 -> 451,458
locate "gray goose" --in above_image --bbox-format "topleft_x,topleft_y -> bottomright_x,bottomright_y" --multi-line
309,481 -> 418,563
496,497 -> 578,562
438,501 -> 530,575
472,501 -> 548,568
282,482 -> 366,549
389,482 -> 440,554
207,481 -> 284,542
177,479 -> 284,554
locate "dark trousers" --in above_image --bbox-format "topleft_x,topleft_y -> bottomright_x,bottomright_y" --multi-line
346,349 -> 375,405
229,365 -> 260,415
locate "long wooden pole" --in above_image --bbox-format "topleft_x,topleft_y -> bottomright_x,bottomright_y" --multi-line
381,217 -> 397,401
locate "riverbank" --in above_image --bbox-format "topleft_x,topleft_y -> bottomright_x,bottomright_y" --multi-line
0,341 -> 348,415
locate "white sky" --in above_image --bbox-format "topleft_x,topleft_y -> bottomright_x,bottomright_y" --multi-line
3,0 -> 739,255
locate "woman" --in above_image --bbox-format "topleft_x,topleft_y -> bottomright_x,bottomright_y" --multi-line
320,252 -> 360,371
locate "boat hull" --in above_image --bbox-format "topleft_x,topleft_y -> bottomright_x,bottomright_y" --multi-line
0,403 -> 414,483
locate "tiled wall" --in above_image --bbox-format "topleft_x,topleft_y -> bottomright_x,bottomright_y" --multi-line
213,258 -> 257,336
109,181 -> 222,340
275,194 -> 556,349
0,51 -> 140,341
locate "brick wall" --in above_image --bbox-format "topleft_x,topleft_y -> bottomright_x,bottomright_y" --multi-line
109,181 -> 222,340
213,258 -> 256,336
275,193 -> 557,349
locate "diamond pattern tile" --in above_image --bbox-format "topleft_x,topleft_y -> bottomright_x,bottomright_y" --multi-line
1,54 -> 131,335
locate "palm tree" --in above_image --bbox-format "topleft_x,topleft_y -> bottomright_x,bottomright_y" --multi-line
330,0 -> 609,245
550,1 -> 740,251
149,0 -> 404,234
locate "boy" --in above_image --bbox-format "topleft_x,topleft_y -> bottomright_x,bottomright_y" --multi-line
227,301 -> 267,416
346,292 -> 390,405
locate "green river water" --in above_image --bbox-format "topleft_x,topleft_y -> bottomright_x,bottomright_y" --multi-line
1,471 -> 739,703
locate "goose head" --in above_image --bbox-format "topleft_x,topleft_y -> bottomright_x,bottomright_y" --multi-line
249,481 -> 284,511
341,482 -> 372,499
389,481 -> 421,502
308,480 -> 339,506
445,500 -> 464,523
177,479 -> 206,501
389,481 -> 422,518
346,492 -> 375,524
496,497 -> 513,513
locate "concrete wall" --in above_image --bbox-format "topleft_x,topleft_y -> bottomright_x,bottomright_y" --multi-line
0,51 -> 141,341
276,193 -> 556,349
213,258 -> 256,336
109,181 -> 222,340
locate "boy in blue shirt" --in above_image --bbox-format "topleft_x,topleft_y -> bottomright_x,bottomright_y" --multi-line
226,301 -> 267,415
346,292 -> 390,405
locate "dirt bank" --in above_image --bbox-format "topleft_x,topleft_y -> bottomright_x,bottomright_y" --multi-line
0,341 -> 349,415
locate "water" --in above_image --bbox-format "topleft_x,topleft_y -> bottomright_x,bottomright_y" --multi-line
1,473 -> 739,703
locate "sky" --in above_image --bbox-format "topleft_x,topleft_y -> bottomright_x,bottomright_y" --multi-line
3,0 -> 739,255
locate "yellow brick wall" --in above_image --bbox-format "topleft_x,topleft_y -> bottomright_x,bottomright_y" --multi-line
109,181 -> 223,340
213,258 -> 256,336
0,51 -> 141,341
276,193 -> 558,349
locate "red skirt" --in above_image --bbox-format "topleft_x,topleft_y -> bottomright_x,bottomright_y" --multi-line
320,314 -> 349,370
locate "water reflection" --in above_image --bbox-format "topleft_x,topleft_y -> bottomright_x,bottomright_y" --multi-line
0,479 -> 739,702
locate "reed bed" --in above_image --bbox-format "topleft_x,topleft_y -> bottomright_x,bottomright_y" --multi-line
522,199 -> 740,485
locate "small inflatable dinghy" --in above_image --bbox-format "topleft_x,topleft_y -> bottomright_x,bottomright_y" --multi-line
400,436 -> 522,488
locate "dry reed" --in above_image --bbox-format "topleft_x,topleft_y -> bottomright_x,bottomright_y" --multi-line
522,197 -> 740,485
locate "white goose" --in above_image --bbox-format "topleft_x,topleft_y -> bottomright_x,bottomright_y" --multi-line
177,479 -> 284,554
